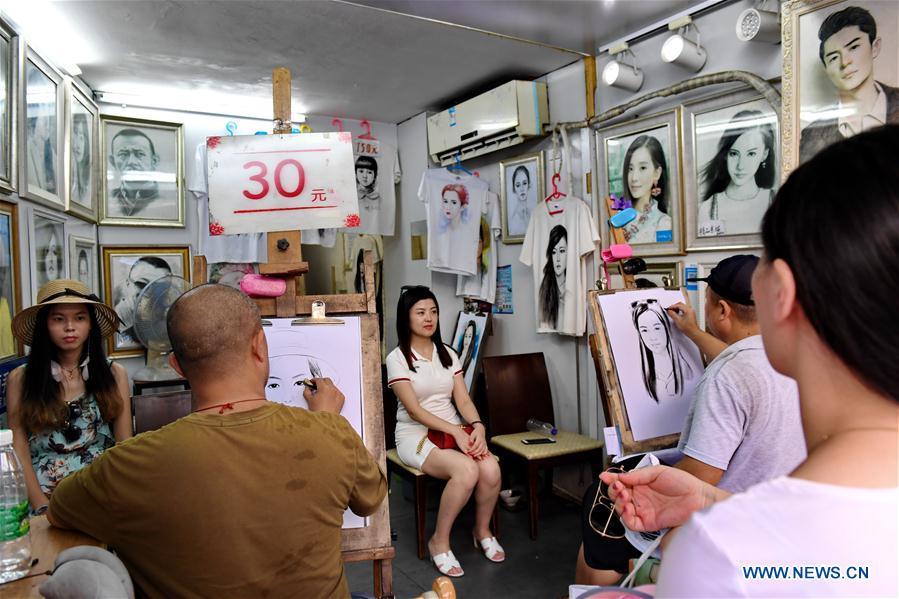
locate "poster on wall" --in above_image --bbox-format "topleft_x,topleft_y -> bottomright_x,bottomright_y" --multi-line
261,317 -> 365,529
451,311 -> 489,395
493,265 -> 513,314
207,132 -> 360,235
784,0 -> 899,175
595,289 -> 703,442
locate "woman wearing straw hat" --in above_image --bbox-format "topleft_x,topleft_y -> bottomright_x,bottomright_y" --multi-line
6,279 -> 132,513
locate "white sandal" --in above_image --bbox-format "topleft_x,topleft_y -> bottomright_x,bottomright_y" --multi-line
473,533 -> 506,563
430,550 -> 464,577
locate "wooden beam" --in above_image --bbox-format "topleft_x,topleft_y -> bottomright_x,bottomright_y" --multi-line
254,293 -> 370,317
584,56 -> 597,119
272,67 -> 292,133
192,255 -> 208,287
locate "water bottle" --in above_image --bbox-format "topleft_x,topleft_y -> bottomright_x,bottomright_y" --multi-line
526,418 -> 557,436
0,429 -> 31,583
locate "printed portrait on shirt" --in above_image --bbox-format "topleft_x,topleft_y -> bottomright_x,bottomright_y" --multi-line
539,225 -> 568,330
355,155 -> 381,211
438,183 -> 470,233
101,116 -> 184,226
789,1 -> 899,166
682,91 -> 781,251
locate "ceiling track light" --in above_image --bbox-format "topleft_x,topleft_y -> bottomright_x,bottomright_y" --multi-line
602,43 -> 644,92
736,0 -> 781,44
661,16 -> 707,72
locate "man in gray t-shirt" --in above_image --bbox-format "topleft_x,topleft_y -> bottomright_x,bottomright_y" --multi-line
667,255 -> 806,492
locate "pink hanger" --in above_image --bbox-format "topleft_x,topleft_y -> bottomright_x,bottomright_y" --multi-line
545,173 -> 566,201
358,119 -> 376,140
331,118 -> 344,132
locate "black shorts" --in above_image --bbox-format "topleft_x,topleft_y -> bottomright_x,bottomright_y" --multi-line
580,455 -> 644,574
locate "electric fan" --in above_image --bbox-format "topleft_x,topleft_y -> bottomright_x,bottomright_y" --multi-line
132,275 -> 192,380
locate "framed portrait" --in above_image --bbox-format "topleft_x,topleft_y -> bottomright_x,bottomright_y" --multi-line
68,234 -> 98,294
207,262 -> 257,289
682,88 -> 780,251
0,200 -> 21,361
588,288 -> 704,454
596,110 -> 683,256
608,261 -> 682,290
27,206 -> 67,301
101,245 -> 190,357
783,0 -> 899,177
100,115 -> 185,227
21,47 -> 64,209
451,310 -> 491,396
499,152 -> 544,244
0,19 -> 18,195
65,82 -> 99,222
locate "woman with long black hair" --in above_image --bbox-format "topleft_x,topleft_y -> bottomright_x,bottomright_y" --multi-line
7,279 -> 132,513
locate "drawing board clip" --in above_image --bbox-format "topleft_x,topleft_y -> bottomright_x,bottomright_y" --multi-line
291,300 -> 344,325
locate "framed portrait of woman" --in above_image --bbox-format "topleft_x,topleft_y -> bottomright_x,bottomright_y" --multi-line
783,0 -> 899,178
499,152 -> 544,244
65,81 -> 99,222
0,19 -> 18,195
681,88 -> 780,251
451,311 -> 490,396
596,110 -> 683,256
68,234 -> 98,295
99,115 -> 185,227
21,47 -> 64,209
101,245 -> 190,357
0,200 -> 21,361
27,206 -> 67,302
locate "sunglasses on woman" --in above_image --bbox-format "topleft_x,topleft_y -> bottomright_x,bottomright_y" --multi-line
588,466 -> 627,539
61,400 -> 83,443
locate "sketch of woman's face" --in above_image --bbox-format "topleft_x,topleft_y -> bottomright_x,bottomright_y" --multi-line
266,353 -> 339,409
73,120 -> 88,164
627,147 -> 661,203
442,190 -> 462,222
513,169 -> 530,203
552,236 -> 567,278
637,310 -> 667,353
77,251 -> 89,284
461,324 -> 475,352
727,130 -> 768,187
44,231 -> 60,280
356,166 -> 375,188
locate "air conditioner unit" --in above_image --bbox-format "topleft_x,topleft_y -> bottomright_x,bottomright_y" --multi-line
427,80 -> 549,166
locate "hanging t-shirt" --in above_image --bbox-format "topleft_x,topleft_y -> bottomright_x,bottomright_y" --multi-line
456,191 -> 500,303
419,168 -> 487,276
339,139 -> 401,236
189,143 -> 266,263
344,234 -> 383,294
520,196 -> 599,336
301,228 -> 337,248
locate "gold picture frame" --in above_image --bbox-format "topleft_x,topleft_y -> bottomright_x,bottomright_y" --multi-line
99,114 -> 185,227
0,199 -> 22,361
101,245 -> 190,358
499,151 -> 544,244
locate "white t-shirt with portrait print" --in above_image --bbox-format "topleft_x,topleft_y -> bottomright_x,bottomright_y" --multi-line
418,168 -> 487,277
520,196 -> 599,336
456,191 -> 500,303
341,138 -> 401,236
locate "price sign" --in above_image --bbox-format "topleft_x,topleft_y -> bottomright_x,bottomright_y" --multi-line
206,132 -> 360,235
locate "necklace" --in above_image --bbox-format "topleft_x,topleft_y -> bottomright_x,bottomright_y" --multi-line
193,398 -> 268,415
723,186 -> 763,202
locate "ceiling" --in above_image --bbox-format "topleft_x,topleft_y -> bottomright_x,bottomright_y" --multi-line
47,0 -> 701,124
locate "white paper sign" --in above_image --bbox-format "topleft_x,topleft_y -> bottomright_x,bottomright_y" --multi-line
206,132 -> 361,235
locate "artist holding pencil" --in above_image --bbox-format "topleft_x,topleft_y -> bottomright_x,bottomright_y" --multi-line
386,285 -> 505,578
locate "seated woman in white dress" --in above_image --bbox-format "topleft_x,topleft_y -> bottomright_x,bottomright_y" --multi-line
619,135 -> 673,245
386,285 -> 505,578
698,110 -> 776,237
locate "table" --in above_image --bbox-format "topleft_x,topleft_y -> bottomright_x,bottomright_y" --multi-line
0,516 -> 103,598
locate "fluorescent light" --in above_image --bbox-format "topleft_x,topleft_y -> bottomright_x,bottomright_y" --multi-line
3,0 -> 96,76
95,86 -> 307,122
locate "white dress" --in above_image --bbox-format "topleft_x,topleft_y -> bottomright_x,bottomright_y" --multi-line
386,344 -> 463,470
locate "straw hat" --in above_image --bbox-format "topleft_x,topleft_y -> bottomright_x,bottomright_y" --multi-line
11,279 -> 121,346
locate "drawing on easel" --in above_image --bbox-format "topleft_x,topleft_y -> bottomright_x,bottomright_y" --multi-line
594,289 -> 703,443
262,316 -> 365,529
451,311 -> 489,395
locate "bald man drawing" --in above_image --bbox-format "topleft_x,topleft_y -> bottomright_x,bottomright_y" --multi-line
47,284 -> 387,598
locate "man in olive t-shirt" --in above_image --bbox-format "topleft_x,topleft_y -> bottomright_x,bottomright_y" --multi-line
48,285 -> 387,598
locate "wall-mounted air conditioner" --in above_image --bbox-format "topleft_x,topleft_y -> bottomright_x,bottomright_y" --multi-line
427,80 -> 549,166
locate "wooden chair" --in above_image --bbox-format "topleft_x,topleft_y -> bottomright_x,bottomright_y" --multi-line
382,372 -> 498,560
482,353 -> 604,539
132,389 -> 194,434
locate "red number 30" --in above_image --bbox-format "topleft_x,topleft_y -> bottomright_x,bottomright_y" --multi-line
242,159 -> 306,200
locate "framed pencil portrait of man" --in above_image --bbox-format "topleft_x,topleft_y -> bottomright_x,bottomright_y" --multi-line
100,115 -> 184,227
783,0 -> 899,177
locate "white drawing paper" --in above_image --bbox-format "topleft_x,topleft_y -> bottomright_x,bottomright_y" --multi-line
597,289 -> 703,442
262,316 -> 366,529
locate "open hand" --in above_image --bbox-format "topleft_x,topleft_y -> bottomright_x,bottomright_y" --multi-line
599,465 -> 714,532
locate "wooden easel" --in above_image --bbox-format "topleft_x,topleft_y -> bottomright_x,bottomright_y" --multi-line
193,67 -> 394,598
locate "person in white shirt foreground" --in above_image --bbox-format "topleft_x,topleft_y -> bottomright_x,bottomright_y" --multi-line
601,125 -> 899,598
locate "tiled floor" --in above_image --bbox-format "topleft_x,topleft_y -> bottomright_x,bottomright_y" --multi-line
346,475 -> 583,598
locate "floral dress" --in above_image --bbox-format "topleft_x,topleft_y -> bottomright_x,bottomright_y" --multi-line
28,393 -> 115,496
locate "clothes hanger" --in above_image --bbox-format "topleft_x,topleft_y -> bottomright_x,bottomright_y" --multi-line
225,121 -> 238,136
544,127 -> 566,215
446,153 -> 473,177
331,118 -> 344,132
358,119 -> 376,140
